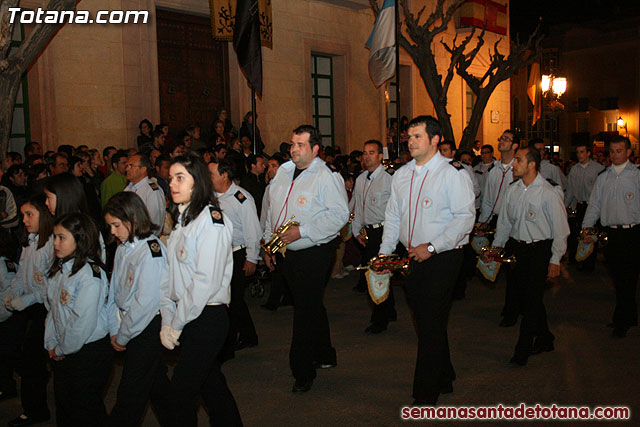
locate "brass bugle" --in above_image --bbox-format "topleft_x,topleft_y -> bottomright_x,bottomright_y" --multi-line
261,216 -> 300,257
479,246 -> 516,264
579,227 -> 608,248
356,254 -> 411,276
473,222 -> 495,236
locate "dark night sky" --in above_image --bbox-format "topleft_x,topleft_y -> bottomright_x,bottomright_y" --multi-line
510,0 -> 640,39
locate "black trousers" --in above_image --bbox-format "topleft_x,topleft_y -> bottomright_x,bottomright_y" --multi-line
17,303 -> 50,419
167,305 -> 242,427
501,239 -> 521,320
0,314 -> 22,395
53,336 -> 113,427
282,240 -> 337,382
109,315 -> 171,427
604,226 -> 640,329
568,202 -> 597,269
226,249 -> 258,345
263,253 -> 292,307
358,227 -> 396,325
453,243 -> 476,299
509,239 -> 554,356
404,249 -> 463,402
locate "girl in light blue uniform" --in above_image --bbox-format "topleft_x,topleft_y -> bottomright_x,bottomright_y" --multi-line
4,194 -> 54,425
103,191 -> 170,426
45,213 -> 113,426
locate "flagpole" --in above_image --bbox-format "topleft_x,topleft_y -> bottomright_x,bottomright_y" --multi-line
394,0 -> 400,159
251,88 -> 257,155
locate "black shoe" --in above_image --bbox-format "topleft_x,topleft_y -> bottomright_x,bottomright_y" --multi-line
364,323 -> 387,334
499,316 -> 518,327
292,378 -> 313,393
412,396 -> 438,406
613,327 -> 628,338
234,340 -> 258,351
352,286 -> 366,294
313,361 -> 337,369
509,353 -> 528,366
531,338 -> 554,355
8,414 -> 50,427
0,390 -> 17,402
260,303 -> 277,311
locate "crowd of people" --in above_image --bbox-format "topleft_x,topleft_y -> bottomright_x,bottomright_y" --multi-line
0,112 -> 637,425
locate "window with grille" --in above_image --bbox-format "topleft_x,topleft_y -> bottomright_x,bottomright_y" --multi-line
9,22 -> 30,156
311,54 -> 334,147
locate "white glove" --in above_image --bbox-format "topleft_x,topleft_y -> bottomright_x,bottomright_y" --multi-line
9,296 -> 25,312
160,325 -> 181,350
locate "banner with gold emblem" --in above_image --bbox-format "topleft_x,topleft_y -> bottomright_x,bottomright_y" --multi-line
210,0 -> 273,49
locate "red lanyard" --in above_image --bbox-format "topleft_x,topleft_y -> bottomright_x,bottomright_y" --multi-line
362,174 -> 374,219
274,180 -> 295,232
485,165 -> 511,223
407,169 -> 429,249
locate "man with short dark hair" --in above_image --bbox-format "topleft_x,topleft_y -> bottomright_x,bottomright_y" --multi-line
582,136 -> 640,338
352,139 -> 395,333
101,150 -> 128,207
473,144 -> 495,208
47,153 -> 69,176
565,143 -> 604,270
24,142 -> 42,157
532,138 -> 566,191
154,154 -> 171,196
100,146 -> 117,177
491,145 -> 569,365
210,158 -> 262,359
124,154 -> 165,234
240,154 -> 266,217
263,125 -> 349,393
380,115 -> 475,405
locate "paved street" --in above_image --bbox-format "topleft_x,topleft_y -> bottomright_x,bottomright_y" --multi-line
0,258 -> 638,425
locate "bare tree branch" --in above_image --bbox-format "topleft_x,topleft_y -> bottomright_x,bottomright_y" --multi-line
0,0 -> 19,61
441,28 -> 476,102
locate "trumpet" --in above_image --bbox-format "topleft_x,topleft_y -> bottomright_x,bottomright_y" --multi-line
473,222 -> 495,236
579,227 -> 608,247
261,216 -> 300,257
356,254 -> 411,276
479,246 -> 516,264
358,226 -> 368,242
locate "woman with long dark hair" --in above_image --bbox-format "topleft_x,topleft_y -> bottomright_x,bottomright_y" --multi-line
159,153 -> 242,426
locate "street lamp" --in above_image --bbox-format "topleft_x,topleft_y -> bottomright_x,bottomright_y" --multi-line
617,116 -> 628,137
541,74 -> 567,97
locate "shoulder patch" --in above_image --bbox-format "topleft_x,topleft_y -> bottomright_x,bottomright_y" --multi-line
209,206 -> 224,225
89,262 -> 102,278
546,178 -> 559,187
474,170 -> 483,174
326,163 -> 338,173
509,178 -> 520,185
449,160 -> 464,170
149,182 -> 159,191
488,163 -> 495,172
4,260 -> 16,273
598,168 -> 607,175
234,190 -> 246,204
147,240 -> 162,258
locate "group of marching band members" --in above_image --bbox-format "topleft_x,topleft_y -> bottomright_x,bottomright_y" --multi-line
0,116 -> 638,426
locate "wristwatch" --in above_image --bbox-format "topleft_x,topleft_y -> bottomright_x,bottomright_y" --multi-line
427,243 -> 436,254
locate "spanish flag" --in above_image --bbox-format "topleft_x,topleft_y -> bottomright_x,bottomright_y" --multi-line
459,0 -> 507,36
527,62 -> 541,126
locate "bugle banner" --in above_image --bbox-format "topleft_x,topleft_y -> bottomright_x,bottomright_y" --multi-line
210,0 -> 273,49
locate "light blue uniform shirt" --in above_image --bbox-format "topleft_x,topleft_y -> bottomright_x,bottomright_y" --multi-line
108,236 -> 167,346
540,160 -> 567,191
583,161 -> 640,228
263,157 -> 350,251
159,205 -> 233,332
493,174 -> 570,265
379,153 -> 475,255
9,234 -> 54,308
565,160 -> 605,208
0,257 -> 17,322
352,164 -> 392,234
44,259 -> 112,356
216,183 -> 262,264
125,177 -> 166,235
479,159 -> 515,223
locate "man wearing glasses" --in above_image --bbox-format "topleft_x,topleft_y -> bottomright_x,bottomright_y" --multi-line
124,154 -> 166,235
477,130 -> 521,327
